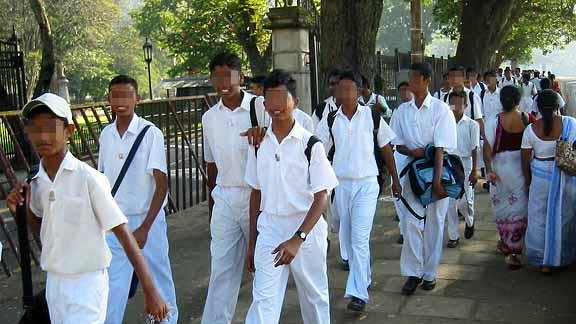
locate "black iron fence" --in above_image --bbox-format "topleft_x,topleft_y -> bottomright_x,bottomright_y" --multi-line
0,94 -> 216,277
375,50 -> 450,109
0,34 -> 27,111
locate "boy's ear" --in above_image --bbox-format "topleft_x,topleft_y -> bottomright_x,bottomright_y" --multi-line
136,93 -> 141,103
293,97 -> 300,108
239,72 -> 245,86
65,124 -> 76,139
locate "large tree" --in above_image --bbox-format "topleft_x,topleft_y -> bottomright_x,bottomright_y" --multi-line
132,0 -> 272,76
29,0 -> 55,98
319,0 -> 384,95
434,0 -> 576,71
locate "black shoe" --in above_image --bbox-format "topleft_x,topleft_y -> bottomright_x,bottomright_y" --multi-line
347,297 -> 366,312
464,224 -> 475,239
483,182 -> 490,191
341,259 -> 350,271
397,235 -> 404,245
421,279 -> 436,291
447,239 -> 460,248
401,276 -> 422,295
327,238 -> 331,253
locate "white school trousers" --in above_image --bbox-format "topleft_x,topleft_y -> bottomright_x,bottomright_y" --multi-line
105,210 -> 178,324
397,174 -> 450,281
333,177 -> 379,302
46,270 -> 108,324
447,156 -> 475,241
246,212 -> 330,324
201,186 -> 251,324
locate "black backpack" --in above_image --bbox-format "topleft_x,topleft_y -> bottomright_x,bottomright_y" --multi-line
250,97 -> 259,127
326,107 -> 383,171
313,100 -> 337,121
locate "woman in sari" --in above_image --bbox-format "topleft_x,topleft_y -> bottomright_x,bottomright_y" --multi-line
484,85 -> 534,269
521,89 -> 576,274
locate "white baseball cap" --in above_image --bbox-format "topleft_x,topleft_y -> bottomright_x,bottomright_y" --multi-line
21,93 -> 73,124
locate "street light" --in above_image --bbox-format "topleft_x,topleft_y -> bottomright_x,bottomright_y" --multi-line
143,37 -> 153,99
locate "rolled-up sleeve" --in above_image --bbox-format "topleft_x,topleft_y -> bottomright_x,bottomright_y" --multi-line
390,109 -> 405,146
244,146 -> 260,190
309,143 -> 338,194
88,173 -> 127,232
377,118 -> 396,148
434,107 -> 457,150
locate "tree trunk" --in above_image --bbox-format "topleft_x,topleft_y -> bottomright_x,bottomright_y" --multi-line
244,39 -> 272,76
453,0 -> 523,72
319,0 -> 384,97
233,0 -> 273,76
29,0 -> 55,98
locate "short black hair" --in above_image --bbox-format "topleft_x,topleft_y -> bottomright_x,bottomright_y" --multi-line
466,67 -> 477,74
109,75 -> 139,93
248,75 -> 266,86
328,68 -> 341,80
442,73 -> 450,79
540,78 -> 551,90
397,81 -> 410,90
263,69 -> 297,98
449,66 -> 465,75
338,70 -> 362,87
411,63 -> 433,80
25,105 -> 69,126
209,51 -> 242,73
449,91 -> 467,100
483,71 -> 496,79
500,85 -> 522,112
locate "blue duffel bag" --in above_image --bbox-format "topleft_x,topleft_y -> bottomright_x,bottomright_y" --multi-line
399,144 -> 465,220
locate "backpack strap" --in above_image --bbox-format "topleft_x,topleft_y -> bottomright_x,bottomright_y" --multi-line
443,92 -> 449,103
250,97 -> 258,127
314,102 -> 328,121
326,110 -> 338,162
111,125 -> 152,197
304,135 -> 321,166
371,108 -> 381,146
480,89 -> 486,103
469,91 -> 475,120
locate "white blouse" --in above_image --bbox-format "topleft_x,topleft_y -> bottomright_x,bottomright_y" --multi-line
521,124 -> 557,159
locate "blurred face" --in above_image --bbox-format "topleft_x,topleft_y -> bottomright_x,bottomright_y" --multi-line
449,71 -> 465,87
249,83 -> 264,97
210,65 -> 242,101
449,95 -> 466,113
441,78 -> 450,90
464,79 -> 471,89
108,83 -> 139,119
467,72 -> 477,86
328,75 -> 339,97
409,70 -> 429,94
487,76 -> 498,87
25,113 -> 74,157
337,79 -> 359,106
264,85 -> 297,122
398,85 -> 413,103
505,70 -> 511,78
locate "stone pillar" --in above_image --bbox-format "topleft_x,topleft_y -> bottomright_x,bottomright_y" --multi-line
267,7 -> 313,114
55,63 -> 70,103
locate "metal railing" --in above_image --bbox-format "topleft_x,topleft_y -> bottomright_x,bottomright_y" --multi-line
0,34 -> 27,111
0,94 -> 217,278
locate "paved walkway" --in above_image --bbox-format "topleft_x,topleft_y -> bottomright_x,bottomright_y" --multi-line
1,191 -> 575,323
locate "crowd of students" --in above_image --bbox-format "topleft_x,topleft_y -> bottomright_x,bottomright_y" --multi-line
5,49 -> 575,324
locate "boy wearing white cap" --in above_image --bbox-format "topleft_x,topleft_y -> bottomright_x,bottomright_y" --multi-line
7,93 -> 168,324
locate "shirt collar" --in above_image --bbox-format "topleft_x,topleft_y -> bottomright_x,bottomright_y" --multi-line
409,92 -> 433,110
37,151 -> 78,181
112,113 -> 141,136
265,120 -> 306,142
218,91 -> 254,112
335,104 -> 365,117
457,114 -> 471,124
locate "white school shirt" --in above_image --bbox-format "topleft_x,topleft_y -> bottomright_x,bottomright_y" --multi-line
98,114 -> 167,216
531,78 -> 542,91
530,92 -> 566,117
245,121 -> 338,216
472,82 -> 486,97
293,108 -> 314,133
454,115 -> 480,158
390,93 -> 457,151
202,91 -> 268,188
482,87 -> 503,121
358,93 -> 391,117
520,81 -> 537,98
29,152 -> 127,274
500,76 -> 518,87
433,89 -> 449,101
312,96 -> 338,126
444,87 -> 484,120
316,104 -> 396,180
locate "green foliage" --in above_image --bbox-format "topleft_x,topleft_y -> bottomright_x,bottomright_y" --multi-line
132,0 -> 271,76
433,0 -> 576,63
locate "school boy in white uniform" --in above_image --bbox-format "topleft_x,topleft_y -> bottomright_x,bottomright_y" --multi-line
244,70 -> 338,324
390,63 -> 457,296
446,91 -> 480,248
99,76 -> 178,324
482,71 -> 504,121
312,69 -> 341,127
8,93 -> 168,324
201,52 -> 269,324
317,71 -> 401,312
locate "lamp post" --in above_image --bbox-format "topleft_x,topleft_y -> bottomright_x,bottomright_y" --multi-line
143,37 -> 153,99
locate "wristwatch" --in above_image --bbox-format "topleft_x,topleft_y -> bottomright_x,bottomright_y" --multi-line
295,230 -> 307,242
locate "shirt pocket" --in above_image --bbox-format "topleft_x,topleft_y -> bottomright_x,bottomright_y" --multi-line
58,195 -> 88,225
